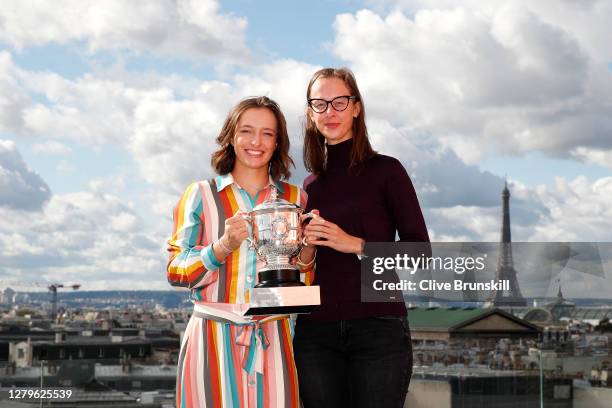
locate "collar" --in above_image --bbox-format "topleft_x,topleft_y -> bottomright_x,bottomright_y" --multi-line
215,172 -> 284,194
326,138 -> 353,170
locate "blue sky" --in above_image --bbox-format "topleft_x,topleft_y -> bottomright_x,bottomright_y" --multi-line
1,0 -> 611,295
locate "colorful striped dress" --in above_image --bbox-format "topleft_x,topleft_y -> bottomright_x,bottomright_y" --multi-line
167,173 -> 311,408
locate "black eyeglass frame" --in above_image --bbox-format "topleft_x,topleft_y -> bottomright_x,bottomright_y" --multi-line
307,95 -> 359,113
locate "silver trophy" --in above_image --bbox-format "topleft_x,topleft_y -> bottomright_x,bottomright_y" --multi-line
241,186 -> 320,315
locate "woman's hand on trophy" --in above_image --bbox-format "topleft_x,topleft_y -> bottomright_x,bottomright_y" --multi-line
222,212 -> 250,251
300,209 -> 320,247
303,216 -> 363,254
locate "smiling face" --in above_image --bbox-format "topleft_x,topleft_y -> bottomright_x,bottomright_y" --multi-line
232,107 -> 278,173
308,77 -> 361,145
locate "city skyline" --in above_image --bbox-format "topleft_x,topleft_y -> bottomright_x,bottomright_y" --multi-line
0,1 -> 611,295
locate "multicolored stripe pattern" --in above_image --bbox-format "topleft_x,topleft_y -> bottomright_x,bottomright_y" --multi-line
167,173 -> 309,407
177,316 -> 300,408
167,173 -> 312,298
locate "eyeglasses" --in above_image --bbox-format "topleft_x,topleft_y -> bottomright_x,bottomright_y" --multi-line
307,95 -> 359,113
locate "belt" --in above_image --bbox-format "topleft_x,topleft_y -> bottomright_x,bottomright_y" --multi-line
192,302 -> 288,375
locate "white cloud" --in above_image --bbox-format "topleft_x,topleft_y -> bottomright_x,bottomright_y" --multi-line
571,147 -> 612,169
129,88 -> 227,194
2,2 -> 612,295
0,139 -> 51,210
20,71 -> 148,145
425,175 -> 612,243
0,138 -> 172,291
0,51 -> 151,144
0,232 -> 44,256
332,2 -> 612,164
0,190 -> 167,290
31,141 -> 72,155
0,52 -> 31,134
109,212 -> 137,232
427,206 -> 500,242
129,59 -> 319,194
88,174 -> 127,194
366,118 -> 514,209
0,0 -> 250,65
2,48 -> 508,210
530,176 -> 612,242
1,52 -> 319,194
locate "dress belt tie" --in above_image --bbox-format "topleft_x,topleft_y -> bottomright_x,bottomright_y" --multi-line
192,302 -> 287,375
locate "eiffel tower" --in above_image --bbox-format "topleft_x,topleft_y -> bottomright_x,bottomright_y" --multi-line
489,180 -> 526,306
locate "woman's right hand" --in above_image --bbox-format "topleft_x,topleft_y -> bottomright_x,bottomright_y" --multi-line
221,212 -> 250,251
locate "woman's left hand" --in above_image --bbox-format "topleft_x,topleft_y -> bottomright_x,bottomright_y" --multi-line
303,216 -> 363,254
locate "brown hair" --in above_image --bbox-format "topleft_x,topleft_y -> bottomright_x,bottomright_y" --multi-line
303,67 -> 375,175
211,96 -> 294,180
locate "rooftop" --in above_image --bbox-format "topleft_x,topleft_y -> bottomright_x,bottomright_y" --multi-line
95,364 -> 176,377
408,307 -> 491,331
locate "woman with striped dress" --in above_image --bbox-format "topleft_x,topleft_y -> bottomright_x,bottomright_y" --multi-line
167,96 -> 312,407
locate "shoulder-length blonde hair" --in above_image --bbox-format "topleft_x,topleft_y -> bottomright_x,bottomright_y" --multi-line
211,96 -> 294,180
303,67 -> 375,175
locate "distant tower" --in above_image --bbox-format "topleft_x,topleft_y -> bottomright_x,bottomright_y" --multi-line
489,180 -> 526,306
548,278 -> 574,321
2,287 -> 16,304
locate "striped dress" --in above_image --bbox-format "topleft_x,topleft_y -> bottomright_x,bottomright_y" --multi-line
167,173 -> 312,408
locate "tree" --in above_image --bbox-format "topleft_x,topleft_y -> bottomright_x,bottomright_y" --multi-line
595,318 -> 612,333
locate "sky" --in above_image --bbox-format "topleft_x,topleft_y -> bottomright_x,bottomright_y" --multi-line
0,0 -> 611,297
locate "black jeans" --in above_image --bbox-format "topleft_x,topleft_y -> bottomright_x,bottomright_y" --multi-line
293,316 -> 413,408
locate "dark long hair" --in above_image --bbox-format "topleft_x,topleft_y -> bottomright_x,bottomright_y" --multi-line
211,96 -> 294,180
303,67 -> 375,175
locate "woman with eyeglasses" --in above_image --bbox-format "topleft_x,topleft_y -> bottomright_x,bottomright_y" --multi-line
293,68 -> 430,408
167,96 -> 311,407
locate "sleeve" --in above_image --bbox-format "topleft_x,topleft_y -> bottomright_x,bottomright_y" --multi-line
166,182 -> 222,290
299,185 -> 308,209
385,159 -> 430,244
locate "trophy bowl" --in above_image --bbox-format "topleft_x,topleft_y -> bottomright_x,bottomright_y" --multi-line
243,186 -> 314,287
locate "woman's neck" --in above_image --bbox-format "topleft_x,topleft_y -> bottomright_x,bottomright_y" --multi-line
232,166 -> 269,196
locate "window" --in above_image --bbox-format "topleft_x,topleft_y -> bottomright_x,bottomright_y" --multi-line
17,349 -> 24,359
98,348 -> 104,358
59,349 -> 65,359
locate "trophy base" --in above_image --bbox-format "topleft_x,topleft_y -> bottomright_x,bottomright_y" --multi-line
255,269 -> 304,288
245,286 -> 320,316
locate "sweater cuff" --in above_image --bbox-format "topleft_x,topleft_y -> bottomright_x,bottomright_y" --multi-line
356,239 -> 367,261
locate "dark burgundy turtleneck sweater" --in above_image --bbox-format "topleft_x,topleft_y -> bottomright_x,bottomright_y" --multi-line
299,138 -> 430,323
